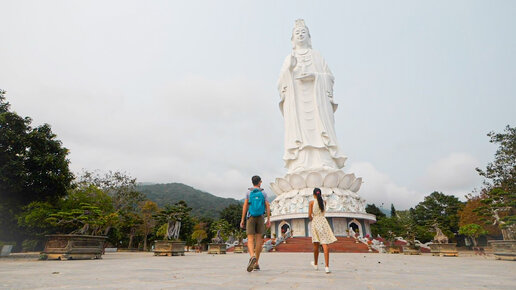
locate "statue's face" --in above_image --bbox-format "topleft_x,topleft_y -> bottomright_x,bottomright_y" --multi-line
293,27 -> 309,46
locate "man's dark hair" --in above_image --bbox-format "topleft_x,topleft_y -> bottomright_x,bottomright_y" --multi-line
252,175 -> 261,186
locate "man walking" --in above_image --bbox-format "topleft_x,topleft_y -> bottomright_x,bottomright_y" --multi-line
240,175 -> 271,272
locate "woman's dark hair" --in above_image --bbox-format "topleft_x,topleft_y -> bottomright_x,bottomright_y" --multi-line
313,188 -> 324,212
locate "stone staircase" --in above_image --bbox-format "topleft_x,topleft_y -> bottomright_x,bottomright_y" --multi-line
274,237 -> 375,253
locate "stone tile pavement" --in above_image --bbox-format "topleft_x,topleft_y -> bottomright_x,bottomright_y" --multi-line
0,252 -> 515,289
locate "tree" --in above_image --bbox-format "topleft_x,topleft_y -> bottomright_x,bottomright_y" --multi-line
138,200 -> 159,251
475,125 -> 516,240
475,188 -> 515,240
371,216 -> 402,241
19,185 -> 117,237
476,125 -> 516,196
412,192 -> 464,239
459,224 -> 488,247
154,200 -> 193,241
191,222 -> 208,250
120,211 -> 141,249
77,170 -> 146,248
78,170 -> 144,212
390,204 -> 397,218
0,90 -> 74,244
220,203 -> 243,230
210,219 -> 233,241
459,195 -> 500,236
366,204 -> 386,219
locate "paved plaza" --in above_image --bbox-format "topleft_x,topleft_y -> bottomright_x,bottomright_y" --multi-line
1,252 -> 515,289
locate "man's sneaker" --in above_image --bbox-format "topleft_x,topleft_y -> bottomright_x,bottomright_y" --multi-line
247,256 -> 257,272
253,264 -> 260,271
310,261 -> 318,270
325,267 -> 331,274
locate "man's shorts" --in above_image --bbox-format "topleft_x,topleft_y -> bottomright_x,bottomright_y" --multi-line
246,215 -> 265,235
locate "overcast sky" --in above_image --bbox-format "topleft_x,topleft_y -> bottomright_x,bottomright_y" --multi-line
1,0 -> 515,209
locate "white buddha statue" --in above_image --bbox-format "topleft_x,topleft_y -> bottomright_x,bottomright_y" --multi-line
277,19 -> 347,174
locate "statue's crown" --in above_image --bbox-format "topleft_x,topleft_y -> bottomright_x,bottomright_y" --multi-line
295,19 -> 306,28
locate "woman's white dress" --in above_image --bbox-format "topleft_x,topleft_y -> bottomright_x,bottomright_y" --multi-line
311,202 -> 337,244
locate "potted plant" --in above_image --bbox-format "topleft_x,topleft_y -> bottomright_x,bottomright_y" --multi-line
459,223 -> 488,249
385,231 -> 400,254
428,223 -> 458,257
477,188 -> 516,260
191,222 -> 208,253
233,229 -> 248,253
208,220 -> 231,254
41,202 -> 117,260
153,202 -> 191,257
402,233 -> 421,255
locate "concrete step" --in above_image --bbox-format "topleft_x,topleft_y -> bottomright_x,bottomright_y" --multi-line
274,237 -> 375,253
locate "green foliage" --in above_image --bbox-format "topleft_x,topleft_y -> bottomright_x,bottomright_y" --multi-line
19,184 -> 117,237
390,204 -> 397,217
191,223 -> 208,245
366,204 -> 386,219
17,201 -> 57,237
0,90 -> 73,243
210,219 -> 233,241
476,125 -> 516,195
138,183 -> 240,219
78,170 -> 143,212
21,239 -> 39,252
371,209 -> 435,243
459,224 -> 488,238
46,202 -> 118,236
220,203 -> 243,229
474,188 -> 516,240
154,200 -> 193,242
475,125 -> 516,240
412,191 -> 464,239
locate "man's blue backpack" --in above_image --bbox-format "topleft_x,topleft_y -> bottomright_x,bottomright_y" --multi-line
248,189 -> 265,217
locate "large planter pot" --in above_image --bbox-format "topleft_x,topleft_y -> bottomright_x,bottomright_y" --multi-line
233,244 -> 248,254
153,240 -> 186,256
429,243 -> 458,257
386,245 -> 401,254
41,234 -> 107,260
489,240 -> 516,261
402,246 -> 421,255
208,243 -> 226,254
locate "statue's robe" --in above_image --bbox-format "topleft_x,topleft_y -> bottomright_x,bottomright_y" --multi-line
277,49 -> 347,172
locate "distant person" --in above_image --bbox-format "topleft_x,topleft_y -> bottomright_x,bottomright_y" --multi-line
240,175 -> 271,272
308,188 -> 337,274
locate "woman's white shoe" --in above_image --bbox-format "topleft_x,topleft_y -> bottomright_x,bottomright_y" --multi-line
310,261 -> 318,270
325,267 -> 331,274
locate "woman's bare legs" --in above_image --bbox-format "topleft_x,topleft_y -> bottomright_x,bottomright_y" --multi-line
322,244 -> 329,267
313,242 -> 320,264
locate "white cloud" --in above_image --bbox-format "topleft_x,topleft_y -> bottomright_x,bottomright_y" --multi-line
348,162 -> 423,210
6,76 -> 286,200
419,152 -> 482,197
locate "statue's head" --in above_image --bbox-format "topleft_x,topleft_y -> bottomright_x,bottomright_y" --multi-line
291,19 -> 312,49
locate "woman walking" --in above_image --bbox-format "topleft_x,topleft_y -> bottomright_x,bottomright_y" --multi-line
309,188 -> 337,273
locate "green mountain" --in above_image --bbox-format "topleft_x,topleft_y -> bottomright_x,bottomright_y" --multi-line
137,183 -> 241,219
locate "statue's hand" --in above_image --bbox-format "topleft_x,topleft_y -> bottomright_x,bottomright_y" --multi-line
296,72 -> 315,81
289,54 -> 297,70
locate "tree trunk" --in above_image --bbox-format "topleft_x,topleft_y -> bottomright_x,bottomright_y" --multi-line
502,228 -> 515,241
128,234 -> 134,249
143,234 -> 148,251
472,237 -> 478,247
